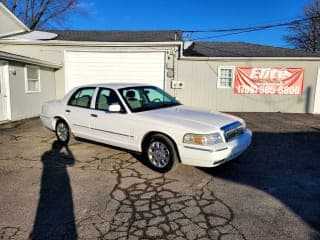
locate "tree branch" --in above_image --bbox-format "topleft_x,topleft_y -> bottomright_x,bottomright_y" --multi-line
1,0 -> 81,30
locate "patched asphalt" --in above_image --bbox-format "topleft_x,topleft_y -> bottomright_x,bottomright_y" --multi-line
0,113 -> 319,240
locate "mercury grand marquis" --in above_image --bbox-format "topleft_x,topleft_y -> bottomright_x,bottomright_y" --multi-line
41,83 -> 252,172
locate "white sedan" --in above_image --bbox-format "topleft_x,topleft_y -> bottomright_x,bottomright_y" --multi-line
41,83 -> 252,172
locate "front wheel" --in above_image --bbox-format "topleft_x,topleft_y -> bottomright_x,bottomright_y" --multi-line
55,120 -> 70,145
143,134 -> 179,173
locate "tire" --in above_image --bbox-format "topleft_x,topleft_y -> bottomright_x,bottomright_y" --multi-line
55,120 -> 70,145
143,134 -> 179,173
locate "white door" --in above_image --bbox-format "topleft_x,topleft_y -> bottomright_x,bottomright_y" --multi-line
0,64 -> 8,121
65,51 -> 165,92
313,67 -> 320,113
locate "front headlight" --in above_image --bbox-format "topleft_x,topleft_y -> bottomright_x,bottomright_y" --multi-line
183,133 -> 223,146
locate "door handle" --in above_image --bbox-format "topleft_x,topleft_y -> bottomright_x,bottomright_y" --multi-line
90,114 -> 98,118
65,109 -> 71,113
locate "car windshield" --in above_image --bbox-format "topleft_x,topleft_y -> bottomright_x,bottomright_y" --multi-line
119,86 -> 181,112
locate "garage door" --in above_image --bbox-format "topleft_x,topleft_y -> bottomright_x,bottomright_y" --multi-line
65,51 -> 165,92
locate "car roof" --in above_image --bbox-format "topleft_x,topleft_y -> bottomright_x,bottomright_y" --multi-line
76,83 -> 154,89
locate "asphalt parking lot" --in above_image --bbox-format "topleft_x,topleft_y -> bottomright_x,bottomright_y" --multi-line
0,113 -> 319,240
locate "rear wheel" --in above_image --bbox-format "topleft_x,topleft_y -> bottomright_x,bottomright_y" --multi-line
55,120 -> 70,145
143,134 -> 179,173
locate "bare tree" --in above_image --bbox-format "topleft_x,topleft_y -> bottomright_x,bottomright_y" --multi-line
284,0 -> 320,52
0,0 -> 80,29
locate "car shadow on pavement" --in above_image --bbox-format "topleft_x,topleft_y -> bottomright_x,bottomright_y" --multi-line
200,131 -> 320,239
29,141 -> 77,240
75,137 -> 151,168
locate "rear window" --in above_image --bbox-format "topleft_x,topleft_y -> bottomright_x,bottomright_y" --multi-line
68,88 -> 96,108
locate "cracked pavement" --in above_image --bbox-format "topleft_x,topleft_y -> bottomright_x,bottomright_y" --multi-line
0,113 -> 319,240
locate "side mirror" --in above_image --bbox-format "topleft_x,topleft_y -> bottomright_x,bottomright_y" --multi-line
108,104 -> 121,112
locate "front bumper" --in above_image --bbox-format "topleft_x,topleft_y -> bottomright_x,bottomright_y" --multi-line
179,129 -> 252,167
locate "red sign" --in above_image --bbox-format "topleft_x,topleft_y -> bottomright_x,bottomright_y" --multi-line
234,67 -> 304,95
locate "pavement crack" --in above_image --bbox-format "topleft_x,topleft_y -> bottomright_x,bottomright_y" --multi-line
81,152 -> 247,240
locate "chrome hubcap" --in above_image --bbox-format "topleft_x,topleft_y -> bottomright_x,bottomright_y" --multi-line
57,123 -> 68,142
147,141 -> 170,168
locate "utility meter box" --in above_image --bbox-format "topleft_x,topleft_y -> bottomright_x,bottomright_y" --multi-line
171,81 -> 185,89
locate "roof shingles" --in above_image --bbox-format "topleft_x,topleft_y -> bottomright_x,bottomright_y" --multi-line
184,42 -> 320,58
9,29 -> 320,58
49,30 -> 182,42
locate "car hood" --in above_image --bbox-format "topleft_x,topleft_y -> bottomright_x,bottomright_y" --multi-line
138,105 -> 242,132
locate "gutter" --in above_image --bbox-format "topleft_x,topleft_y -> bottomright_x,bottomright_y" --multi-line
179,56 -> 320,61
0,39 -> 183,48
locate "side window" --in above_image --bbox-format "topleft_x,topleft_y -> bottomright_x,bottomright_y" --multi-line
25,65 -> 40,93
217,66 -> 234,88
122,89 -> 143,109
122,89 -> 142,101
68,88 -> 95,108
95,88 -> 123,112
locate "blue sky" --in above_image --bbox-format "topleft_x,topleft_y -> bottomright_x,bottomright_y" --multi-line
66,0 -> 311,48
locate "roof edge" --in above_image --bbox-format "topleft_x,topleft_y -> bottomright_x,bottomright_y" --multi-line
0,39 -> 183,47
0,51 -> 62,69
182,41 -> 320,58
180,56 -> 320,61
0,3 -> 30,33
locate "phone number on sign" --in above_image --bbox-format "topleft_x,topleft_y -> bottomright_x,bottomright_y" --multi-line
235,85 -> 301,95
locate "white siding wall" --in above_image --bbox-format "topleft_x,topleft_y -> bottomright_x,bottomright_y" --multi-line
177,59 -> 320,113
9,63 -> 56,121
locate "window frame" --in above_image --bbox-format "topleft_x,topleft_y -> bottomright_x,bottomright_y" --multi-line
217,66 -> 235,89
94,87 -> 126,113
67,87 -> 96,109
24,65 -> 41,93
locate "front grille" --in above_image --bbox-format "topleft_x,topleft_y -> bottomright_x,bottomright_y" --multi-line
221,121 -> 245,142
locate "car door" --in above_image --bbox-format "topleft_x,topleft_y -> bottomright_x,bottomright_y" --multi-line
64,87 -> 97,138
89,88 -> 137,150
